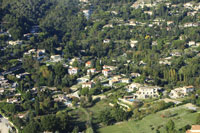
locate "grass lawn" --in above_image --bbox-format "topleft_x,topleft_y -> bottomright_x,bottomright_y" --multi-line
88,99 -> 111,116
98,104 -> 200,133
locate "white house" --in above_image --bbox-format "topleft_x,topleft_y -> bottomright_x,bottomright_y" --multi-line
50,55 -> 62,62
68,67 -> 79,75
134,86 -> 161,99
188,41 -> 196,47
144,11 -> 153,16
130,40 -> 138,48
169,86 -> 194,99
8,40 -> 23,46
87,68 -> 96,75
121,78 -> 130,83
103,39 -> 110,43
103,65 -> 116,71
82,82 -> 95,89
102,69 -> 112,77
129,83 -> 143,90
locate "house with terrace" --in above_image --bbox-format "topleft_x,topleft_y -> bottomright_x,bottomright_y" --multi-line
134,86 -> 162,99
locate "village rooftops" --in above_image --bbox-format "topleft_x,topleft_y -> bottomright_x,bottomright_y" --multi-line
85,61 -> 92,67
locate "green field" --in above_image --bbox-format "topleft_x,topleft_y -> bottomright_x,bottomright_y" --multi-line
98,104 -> 199,133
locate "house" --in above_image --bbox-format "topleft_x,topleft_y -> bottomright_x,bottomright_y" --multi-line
169,86 -> 194,99
131,73 -> 141,78
152,41 -> 158,46
165,2 -> 171,7
103,39 -> 110,43
37,49 -> 46,56
144,11 -> 153,16
109,78 -> 119,86
16,72 -> 30,79
187,11 -> 198,16
7,97 -> 18,103
79,0 -> 88,3
102,69 -> 111,77
129,83 -> 143,90
28,49 -> 36,54
130,40 -> 138,48
8,40 -> 23,46
0,88 -> 4,94
184,2 -> 194,9
87,68 -> 96,75
85,61 -> 92,67
129,20 -> 137,26
103,24 -> 113,28
159,59 -> 171,65
134,86 -> 161,99
50,55 -> 62,62
167,21 -> 174,25
127,83 -> 143,93
188,41 -> 196,47
69,57 -> 81,65
131,2 -> 140,9
103,65 -> 116,71
82,82 -> 95,89
109,76 -> 121,86
139,60 -> 147,66
196,42 -> 200,47
170,51 -> 181,56
186,125 -> 200,133
68,67 -> 79,75
121,78 -> 130,83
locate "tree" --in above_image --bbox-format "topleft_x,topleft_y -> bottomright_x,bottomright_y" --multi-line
80,87 -> 89,96
112,106 -> 129,122
41,114 -> 59,132
23,120 -> 40,133
34,98 -> 40,116
98,109 -> 114,125
165,120 -> 177,133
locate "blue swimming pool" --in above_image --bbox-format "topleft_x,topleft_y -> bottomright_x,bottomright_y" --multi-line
128,99 -> 135,102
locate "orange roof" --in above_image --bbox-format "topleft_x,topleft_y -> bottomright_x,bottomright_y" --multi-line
86,61 -> 91,64
102,69 -> 110,72
186,125 -> 200,133
191,125 -> 200,130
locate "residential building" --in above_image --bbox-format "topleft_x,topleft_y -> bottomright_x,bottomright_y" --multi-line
103,65 -> 116,71
144,11 -> 153,16
121,78 -> 130,83
109,78 -> 120,86
169,86 -> 194,99
7,98 -> 18,103
87,68 -> 96,75
131,73 -> 141,78
102,69 -> 111,77
103,24 -> 113,28
82,82 -> 95,89
16,72 -> 30,79
8,40 -> 23,45
134,86 -> 161,99
85,61 -> 92,67
188,41 -> 196,47
50,55 -> 62,62
68,67 -> 79,75
103,39 -> 110,43
130,40 -> 138,48
129,83 -> 143,90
